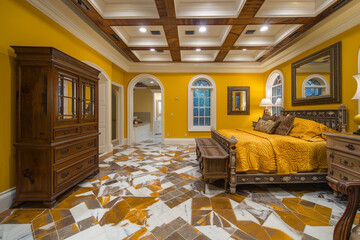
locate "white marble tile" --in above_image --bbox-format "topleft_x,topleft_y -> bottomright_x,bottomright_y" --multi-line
262,212 -> 302,240
120,148 -> 137,155
67,225 -> 109,240
0,224 -> 33,240
174,166 -> 196,174
196,226 -> 231,240
161,182 -> 174,189
233,209 -> 260,224
91,209 -> 109,222
267,187 -> 297,199
70,202 -> 92,222
303,225 -> 334,240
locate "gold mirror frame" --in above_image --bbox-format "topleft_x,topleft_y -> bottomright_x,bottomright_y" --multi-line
227,86 -> 250,115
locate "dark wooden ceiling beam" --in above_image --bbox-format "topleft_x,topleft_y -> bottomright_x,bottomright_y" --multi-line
163,25 -> 181,62
238,0 -> 265,18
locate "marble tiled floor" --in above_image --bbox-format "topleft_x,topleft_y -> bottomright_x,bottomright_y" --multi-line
0,140 -> 357,240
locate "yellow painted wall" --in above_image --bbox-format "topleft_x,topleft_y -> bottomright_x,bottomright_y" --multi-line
134,88 -> 154,128
123,73 -> 265,138
264,24 -> 360,132
0,0 -> 124,193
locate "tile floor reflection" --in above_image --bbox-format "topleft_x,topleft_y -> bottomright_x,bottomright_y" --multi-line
0,140 -> 356,240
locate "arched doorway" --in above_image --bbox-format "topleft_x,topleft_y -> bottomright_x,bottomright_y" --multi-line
127,74 -> 164,145
82,61 -> 112,153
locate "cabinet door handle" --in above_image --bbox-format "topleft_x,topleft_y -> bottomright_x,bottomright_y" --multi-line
345,144 -> 355,151
76,145 -> 83,150
61,172 -> 69,178
60,148 -> 69,155
76,164 -> 83,170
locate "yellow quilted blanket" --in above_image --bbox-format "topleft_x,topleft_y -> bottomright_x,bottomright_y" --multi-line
218,129 -> 328,174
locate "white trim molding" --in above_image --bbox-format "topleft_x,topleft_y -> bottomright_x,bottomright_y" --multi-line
27,0 -> 360,73
82,61 -> 113,153
188,75 -> 216,132
164,138 -> 195,145
265,70 -> 285,115
127,74 -> 165,145
301,74 -> 329,98
111,82 -> 125,146
0,188 -> 16,213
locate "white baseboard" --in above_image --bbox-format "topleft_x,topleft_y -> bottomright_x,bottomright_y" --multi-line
164,138 -> 195,145
0,188 -> 16,212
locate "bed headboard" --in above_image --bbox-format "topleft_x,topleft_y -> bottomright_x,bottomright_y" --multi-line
281,104 -> 347,132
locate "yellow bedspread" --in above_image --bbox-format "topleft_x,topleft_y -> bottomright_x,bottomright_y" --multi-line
218,129 -> 327,174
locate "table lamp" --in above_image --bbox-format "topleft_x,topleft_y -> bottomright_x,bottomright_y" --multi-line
352,73 -> 360,135
259,98 -> 273,115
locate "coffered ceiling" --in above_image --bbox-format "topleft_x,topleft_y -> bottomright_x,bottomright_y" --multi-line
69,0 -> 351,63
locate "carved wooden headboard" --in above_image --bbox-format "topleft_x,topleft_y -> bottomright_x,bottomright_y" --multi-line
281,104 -> 347,132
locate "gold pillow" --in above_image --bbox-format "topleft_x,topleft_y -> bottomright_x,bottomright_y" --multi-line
255,119 -> 280,134
289,117 -> 337,140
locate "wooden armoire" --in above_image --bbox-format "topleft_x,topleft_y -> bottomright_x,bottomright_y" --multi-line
12,46 -> 100,207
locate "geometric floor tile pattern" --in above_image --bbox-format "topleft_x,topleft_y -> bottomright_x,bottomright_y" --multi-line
0,140 -> 357,240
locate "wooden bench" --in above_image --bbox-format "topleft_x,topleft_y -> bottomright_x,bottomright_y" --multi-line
195,138 -> 229,193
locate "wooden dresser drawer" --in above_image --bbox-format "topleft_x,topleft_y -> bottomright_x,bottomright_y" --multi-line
330,166 -> 360,182
331,137 -> 360,154
54,137 -> 97,163
54,127 -> 79,140
80,124 -> 97,134
54,154 -> 97,190
330,151 -> 360,172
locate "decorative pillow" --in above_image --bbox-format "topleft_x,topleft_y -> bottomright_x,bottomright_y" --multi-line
255,119 -> 280,134
274,114 -> 295,136
289,117 -> 337,140
262,110 -> 279,121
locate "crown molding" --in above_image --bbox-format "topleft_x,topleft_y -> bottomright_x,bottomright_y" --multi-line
27,0 -> 360,73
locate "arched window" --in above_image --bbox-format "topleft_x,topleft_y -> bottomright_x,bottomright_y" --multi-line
266,70 -> 284,116
188,75 -> 216,131
301,74 -> 329,98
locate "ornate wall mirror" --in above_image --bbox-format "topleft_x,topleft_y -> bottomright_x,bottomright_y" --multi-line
291,42 -> 342,106
227,86 -> 250,115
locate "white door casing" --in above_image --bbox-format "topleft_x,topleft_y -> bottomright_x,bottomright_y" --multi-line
82,61 -> 113,154
127,74 -> 164,145
112,82 -> 125,145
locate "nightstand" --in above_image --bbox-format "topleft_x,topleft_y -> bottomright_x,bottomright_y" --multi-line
324,132 -> 360,240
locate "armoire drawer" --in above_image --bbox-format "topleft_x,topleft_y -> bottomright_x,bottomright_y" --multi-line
331,151 -> 360,172
81,124 -> 97,134
329,166 -> 360,182
54,154 -> 97,190
54,127 -> 79,140
54,137 -> 97,163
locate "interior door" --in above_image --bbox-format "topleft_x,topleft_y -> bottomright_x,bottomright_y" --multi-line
98,78 -> 106,153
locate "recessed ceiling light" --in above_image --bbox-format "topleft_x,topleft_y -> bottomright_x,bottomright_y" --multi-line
260,26 -> 269,32
139,27 -> 147,33
150,81 -> 154,84
199,26 -> 207,33
242,48 -> 247,51
150,48 -> 155,52
196,48 -> 201,52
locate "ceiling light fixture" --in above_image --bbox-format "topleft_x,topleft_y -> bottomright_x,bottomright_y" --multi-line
260,25 -> 269,32
150,48 -> 155,52
150,81 -> 154,84
242,48 -> 247,51
139,27 -> 147,33
196,48 -> 201,52
199,26 -> 207,33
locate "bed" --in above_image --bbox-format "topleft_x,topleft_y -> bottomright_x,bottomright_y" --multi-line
211,105 -> 348,194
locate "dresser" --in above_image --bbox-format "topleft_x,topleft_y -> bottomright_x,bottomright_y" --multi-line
325,132 -> 360,240
12,46 -> 100,207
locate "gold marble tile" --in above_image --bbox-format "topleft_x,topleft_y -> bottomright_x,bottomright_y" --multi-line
314,204 -> 332,218
99,200 -> 131,226
50,209 -> 71,222
191,210 -> 212,226
293,212 -> 331,226
57,223 -> 80,240
192,197 -> 211,210
1,209 -> 44,224
210,197 -> 232,210
235,221 -> 272,240
263,226 -> 293,240
123,197 -> 158,210
54,193 -> 96,209
275,210 -> 306,232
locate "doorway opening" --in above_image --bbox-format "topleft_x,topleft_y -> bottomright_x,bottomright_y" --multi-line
111,82 -> 124,146
127,74 -> 164,144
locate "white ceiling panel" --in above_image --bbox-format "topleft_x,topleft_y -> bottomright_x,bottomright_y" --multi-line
174,0 -> 246,18
111,26 -> 168,47
181,50 -> 219,61
256,0 -> 336,17
224,50 -> 267,61
88,0 -> 159,19
132,50 -> 172,62
178,25 -> 231,47
235,24 -> 302,46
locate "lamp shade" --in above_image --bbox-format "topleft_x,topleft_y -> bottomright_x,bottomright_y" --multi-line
275,98 -> 282,106
259,98 -> 273,107
353,74 -> 360,100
